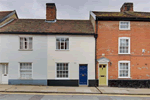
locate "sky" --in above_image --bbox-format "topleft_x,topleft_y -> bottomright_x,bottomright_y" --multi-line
0,0 -> 150,20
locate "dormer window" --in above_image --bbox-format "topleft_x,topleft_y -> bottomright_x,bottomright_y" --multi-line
119,21 -> 130,30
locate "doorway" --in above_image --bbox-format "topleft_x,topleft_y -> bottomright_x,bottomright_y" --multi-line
79,65 -> 88,85
99,64 -> 107,85
0,63 -> 8,84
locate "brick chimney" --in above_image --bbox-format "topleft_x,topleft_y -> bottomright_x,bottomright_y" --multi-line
46,3 -> 56,21
120,2 -> 133,12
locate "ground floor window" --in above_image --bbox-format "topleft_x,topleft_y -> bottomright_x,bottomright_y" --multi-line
118,61 -> 130,78
56,63 -> 68,78
20,63 -> 32,79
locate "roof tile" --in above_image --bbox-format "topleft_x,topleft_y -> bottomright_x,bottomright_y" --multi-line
0,19 -> 94,34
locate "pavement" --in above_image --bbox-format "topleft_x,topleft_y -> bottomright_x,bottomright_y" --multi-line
0,84 -> 150,95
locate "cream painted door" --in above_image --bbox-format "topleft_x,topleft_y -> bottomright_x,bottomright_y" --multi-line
99,64 -> 106,85
1,64 -> 8,84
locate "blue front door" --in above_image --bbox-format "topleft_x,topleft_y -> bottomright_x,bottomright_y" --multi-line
79,65 -> 87,85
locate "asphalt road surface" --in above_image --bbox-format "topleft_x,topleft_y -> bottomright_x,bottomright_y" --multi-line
0,93 -> 150,100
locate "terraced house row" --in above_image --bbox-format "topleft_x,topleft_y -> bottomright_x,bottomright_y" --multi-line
0,2 -> 150,88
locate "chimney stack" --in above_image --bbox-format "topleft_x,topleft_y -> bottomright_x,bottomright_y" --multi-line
46,3 -> 56,21
120,2 -> 133,12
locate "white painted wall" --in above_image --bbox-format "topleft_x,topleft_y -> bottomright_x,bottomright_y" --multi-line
0,34 -> 47,80
0,34 -> 95,81
47,35 -> 95,80
0,65 -> 2,83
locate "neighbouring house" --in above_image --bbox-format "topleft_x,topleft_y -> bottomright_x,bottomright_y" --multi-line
0,10 -> 18,84
0,3 -> 97,86
90,2 -> 150,88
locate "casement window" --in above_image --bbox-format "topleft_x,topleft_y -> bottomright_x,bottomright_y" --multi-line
118,61 -> 130,78
56,63 -> 69,78
118,37 -> 130,54
56,37 -> 69,50
20,63 -> 32,79
119,21 -> 130,30
20,37 -> 32,50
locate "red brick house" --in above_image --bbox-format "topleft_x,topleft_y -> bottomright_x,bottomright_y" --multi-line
90,2 -> 150,88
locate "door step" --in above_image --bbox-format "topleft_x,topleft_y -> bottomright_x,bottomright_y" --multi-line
79,85 -> 88,87
99,85 -> 108,87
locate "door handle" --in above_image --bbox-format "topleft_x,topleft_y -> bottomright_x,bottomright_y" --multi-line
100,75 -> 105,77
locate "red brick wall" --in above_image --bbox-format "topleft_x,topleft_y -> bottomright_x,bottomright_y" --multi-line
96,21 -> 150,80
46,6 -> 56,21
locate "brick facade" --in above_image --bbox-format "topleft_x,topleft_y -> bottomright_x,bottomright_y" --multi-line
96,21 -> 150,81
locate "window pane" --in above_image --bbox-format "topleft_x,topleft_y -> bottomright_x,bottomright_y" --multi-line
126,63 -> 128,69
56,42 -> 60,49
29,37 -> 32,49
120,63 -> 123,69
120,70 -> 123,76
25,42 -> 27,49
57,66 -> 59,70
61,42 -> 64,49
61,38 -> 64,41
24,37 -> 27,42
56,38 -> 60,41
65,38 -> 69,42
63,66 -> 65,70
123,63 -> 126,69
20,38 -> 23,49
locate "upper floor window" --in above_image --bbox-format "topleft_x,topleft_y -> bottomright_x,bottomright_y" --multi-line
20,37 -> 32,50
119,21 -> 130,30
118,37 -> 130,54
118,61 -> 130,78
56,37 -> 69,50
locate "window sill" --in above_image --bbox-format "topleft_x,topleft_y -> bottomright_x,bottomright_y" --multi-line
118,77 -> 131,79
118,53 -> 130,55
119,29 -> 130,30
55,49 -> 69,51
19,78 -> 33,80
19,49 -> 33,51
55,78 -> 69,80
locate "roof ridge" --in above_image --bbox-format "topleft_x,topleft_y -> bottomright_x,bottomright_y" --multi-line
15,19 -> 90,21
0,11 -> 13,12
133,11 -> 150,13
123,11 -> 137,17
92,11 -> 120,13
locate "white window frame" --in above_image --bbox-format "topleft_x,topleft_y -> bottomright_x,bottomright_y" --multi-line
55,62 -> 69,79
19,36 -> 33,50
119,21 -> 130,30
118,37 -> 130,54
118,61 -> 130,78
19,62 -> 33,79
56,37 -> 69,50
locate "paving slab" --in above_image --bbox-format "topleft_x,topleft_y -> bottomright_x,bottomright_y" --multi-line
0,84 -> 13,91
0,84 -> 150,95
97,87 -> 150,95
6,85 -> 35,92
4,85 -> 100,94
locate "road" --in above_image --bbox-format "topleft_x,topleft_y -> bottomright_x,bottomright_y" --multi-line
0,93 -> 149,100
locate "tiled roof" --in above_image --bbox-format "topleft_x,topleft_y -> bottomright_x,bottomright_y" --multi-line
92,11 -> 150,18
0,11 -> 13,20
0,19 -> 94,34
